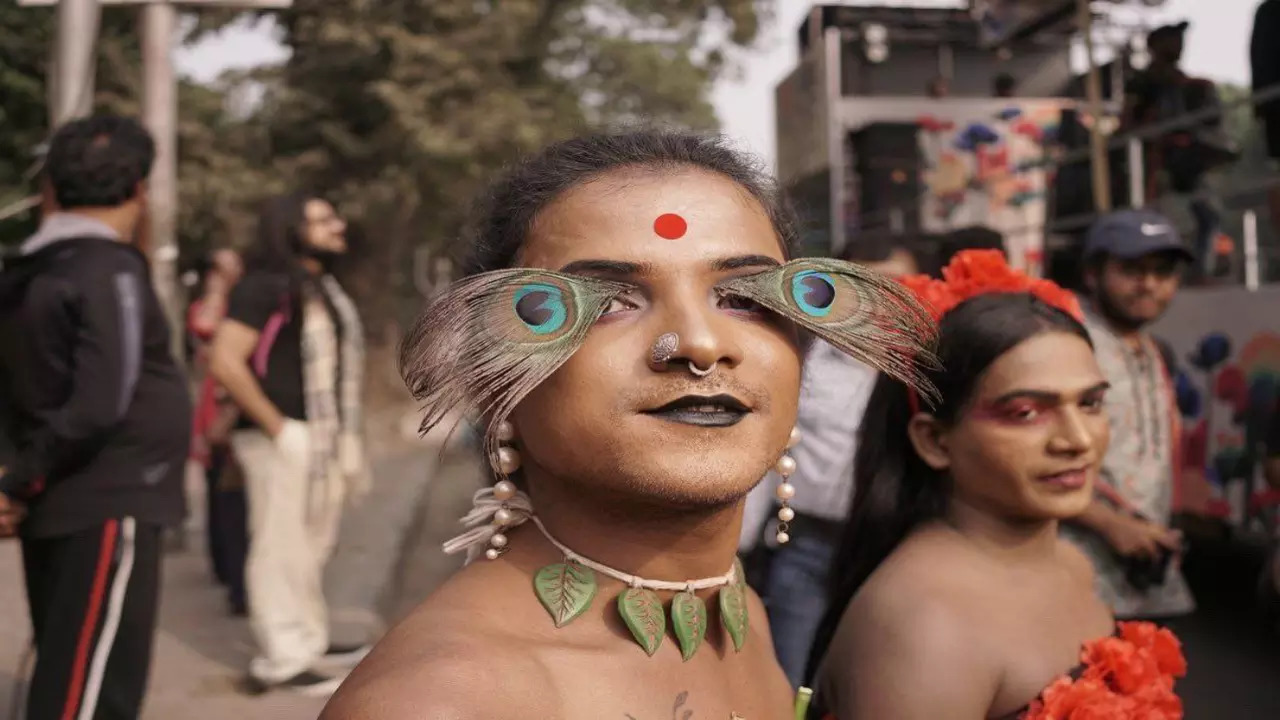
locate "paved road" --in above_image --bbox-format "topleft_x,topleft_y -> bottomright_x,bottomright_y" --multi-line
0,436 -> 487,720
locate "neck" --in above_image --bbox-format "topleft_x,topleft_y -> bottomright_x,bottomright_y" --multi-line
62,208 -> 135,242
518,478 -> 744,587
943,495 -> 1059,564
301,257 -> 324,276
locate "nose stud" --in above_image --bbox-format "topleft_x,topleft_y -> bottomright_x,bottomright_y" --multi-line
649,331 -> 717,377
649,332 -> 679,368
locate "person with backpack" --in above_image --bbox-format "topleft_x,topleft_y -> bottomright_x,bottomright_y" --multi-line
0,115 -> 190,720
1062,209 -> 1196,620
208,193 -> 372,696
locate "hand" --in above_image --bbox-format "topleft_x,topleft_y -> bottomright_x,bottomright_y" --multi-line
0,491 -> 27,538
338,434 -> 372,506
1103,514 -> 1182,559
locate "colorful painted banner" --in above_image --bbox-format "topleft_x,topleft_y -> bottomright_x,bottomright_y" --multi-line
1151,285 -> 1280,530
917,101 -> 1066,275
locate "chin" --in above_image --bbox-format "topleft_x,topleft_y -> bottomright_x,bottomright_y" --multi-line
1032,488 -> 1094,520
620,449 -> 767,509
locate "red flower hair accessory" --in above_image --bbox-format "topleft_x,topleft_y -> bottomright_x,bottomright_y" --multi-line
897,249 -> 1082,323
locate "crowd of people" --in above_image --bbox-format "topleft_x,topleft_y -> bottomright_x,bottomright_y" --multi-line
0,116 -> 374,717
0,109 -> 1276,720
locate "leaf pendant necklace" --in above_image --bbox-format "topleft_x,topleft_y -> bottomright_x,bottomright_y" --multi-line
525,515 -> 746,660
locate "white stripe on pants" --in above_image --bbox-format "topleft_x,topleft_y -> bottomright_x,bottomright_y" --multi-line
232,427 -> 343,683
78,517 -> 136,720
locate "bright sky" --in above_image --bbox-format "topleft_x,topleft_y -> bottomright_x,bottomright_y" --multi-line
176,0 -> 1261,167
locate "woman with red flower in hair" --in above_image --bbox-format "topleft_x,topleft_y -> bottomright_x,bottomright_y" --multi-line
803,251 -> 1186,719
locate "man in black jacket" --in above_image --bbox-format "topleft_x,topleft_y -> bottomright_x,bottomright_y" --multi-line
0,116 -> 190,720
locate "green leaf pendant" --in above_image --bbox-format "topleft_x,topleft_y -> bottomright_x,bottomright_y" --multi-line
718,582 -> 749,652
617,587 -> 666,656
533,562 -> 597,628
670,590 -> 707,661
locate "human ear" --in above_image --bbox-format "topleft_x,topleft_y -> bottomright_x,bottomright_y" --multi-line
906,413 -> 951,471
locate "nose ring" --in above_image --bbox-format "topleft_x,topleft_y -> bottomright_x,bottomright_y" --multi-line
650,332 -> 679,368
688,361 -> 717,377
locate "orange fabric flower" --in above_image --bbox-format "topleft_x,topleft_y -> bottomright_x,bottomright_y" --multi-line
897,249 -> 1082,323
1021,622 -> 1186,720
1120,621 -> 1188,678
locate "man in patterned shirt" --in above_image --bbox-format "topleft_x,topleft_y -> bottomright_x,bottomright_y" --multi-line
1064,209 -> 1195,619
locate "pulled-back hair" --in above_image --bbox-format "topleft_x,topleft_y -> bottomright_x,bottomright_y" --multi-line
460,130 -> 799,275
804,292 -> 1092,686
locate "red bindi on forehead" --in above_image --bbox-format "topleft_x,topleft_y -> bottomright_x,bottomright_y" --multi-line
653,213 -> 688,240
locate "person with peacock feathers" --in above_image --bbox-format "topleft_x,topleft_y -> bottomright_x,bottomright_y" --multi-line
320,131 -> 937,720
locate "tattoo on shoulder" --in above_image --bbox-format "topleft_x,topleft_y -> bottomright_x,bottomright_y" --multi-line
625,690 -> 696,720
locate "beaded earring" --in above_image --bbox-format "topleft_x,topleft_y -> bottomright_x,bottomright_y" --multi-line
774,427 -> 800,544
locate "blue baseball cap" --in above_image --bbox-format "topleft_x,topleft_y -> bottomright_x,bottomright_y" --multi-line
1083,209 -> 1194,263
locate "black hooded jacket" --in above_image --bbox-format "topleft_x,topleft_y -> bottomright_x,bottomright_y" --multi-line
0,232 -> 189,537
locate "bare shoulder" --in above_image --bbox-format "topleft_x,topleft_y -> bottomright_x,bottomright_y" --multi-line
322,572 -> 553,720
823,545 -> 999,718
322,624 -> 548,720
1057,537 -> 1096,583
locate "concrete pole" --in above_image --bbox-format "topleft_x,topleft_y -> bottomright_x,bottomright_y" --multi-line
140,1 -> 184,364
50,0 -> 102,125
1079,0 -> 1112,213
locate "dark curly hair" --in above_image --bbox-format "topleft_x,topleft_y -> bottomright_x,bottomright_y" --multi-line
460,130 -> 800,276
44,115 -> 155,210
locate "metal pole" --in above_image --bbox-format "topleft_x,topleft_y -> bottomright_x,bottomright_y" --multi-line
1079,0 -> 1112,213
51,0 -> 101,126
1127,137 -> 1144,209
1244,209 -> 1260,291
141,1 -> 184,363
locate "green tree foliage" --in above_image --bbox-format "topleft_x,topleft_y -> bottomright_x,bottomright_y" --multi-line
0,5 -> 143,245
0,4 -> 262,258
1,0 -> 768,341
257,0 -> 768,338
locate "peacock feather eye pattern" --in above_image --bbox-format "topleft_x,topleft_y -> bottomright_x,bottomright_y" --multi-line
718,258 -> 940,401
791,270 -> 836,317
513,284 -> 569,336
399,268 -> 632,467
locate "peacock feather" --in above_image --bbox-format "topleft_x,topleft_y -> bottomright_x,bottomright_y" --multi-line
399,268 -> 631,471
716,258 -> 939,401
400,260 -> 939,471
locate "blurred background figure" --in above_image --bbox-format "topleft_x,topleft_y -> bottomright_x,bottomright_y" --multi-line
188,247 -> 248,616
993,72 -> 1017,99
740,235 -> 918,687
210,193 -> 372,696
1064,210 -> 1195,620
0,115 -> 190,720
1122,22 -> 1237,278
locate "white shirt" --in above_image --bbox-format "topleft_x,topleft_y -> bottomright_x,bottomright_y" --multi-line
739,340 -> 878,550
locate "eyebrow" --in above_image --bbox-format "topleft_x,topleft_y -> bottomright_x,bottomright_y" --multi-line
986,381 -> 1111,405
713,254 -> 782,272
557,259 -> 652,278
557,254 -> 781,279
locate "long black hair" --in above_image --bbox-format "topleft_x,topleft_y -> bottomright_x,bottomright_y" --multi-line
242,191 -> 320,285
459,130 -> 800,276
804,292 -> 1092,687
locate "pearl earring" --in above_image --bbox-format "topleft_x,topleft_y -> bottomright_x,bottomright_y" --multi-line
486,421 -> 521,561
774,427 -> 800,544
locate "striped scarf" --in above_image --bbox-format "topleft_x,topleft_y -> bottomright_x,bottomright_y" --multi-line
300,275 -> 365,512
